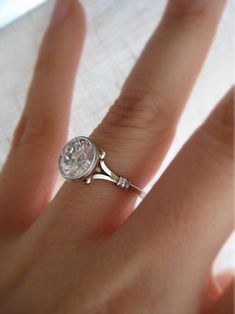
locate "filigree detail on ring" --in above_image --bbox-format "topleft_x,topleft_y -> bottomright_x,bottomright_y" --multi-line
117,177 -> 130,190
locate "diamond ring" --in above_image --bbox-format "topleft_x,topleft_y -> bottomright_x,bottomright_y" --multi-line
59,136 -> 145,198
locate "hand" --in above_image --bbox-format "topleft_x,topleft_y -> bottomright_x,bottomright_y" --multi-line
0,0 -> 233,313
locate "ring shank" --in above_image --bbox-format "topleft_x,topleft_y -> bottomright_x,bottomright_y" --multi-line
129,183 -> 146,199
88,149 -> 145,199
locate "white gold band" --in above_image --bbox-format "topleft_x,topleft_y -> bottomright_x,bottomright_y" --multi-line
86,154 -> 145,198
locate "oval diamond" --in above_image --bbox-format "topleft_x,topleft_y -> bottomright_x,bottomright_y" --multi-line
59,136 -> 97,181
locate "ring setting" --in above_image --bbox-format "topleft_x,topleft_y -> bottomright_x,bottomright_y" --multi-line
59,136 -> 145,198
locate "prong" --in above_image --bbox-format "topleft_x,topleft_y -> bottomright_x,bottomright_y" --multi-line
99,149 -> 106,160
84,177 -> 92,185
95,166 -> 102,173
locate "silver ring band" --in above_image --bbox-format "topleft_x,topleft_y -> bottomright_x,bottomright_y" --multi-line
59,136 -> 145,199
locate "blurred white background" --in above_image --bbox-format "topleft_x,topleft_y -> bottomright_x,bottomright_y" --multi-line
0,0 -> 234,274
0,0 -> 46,27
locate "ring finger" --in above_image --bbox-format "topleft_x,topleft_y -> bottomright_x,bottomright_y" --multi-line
52,0 -> 226,238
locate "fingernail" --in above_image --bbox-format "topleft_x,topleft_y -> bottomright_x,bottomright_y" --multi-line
50,0 -> 72,27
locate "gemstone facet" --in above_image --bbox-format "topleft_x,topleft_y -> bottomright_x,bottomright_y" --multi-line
59,136 -> 97,181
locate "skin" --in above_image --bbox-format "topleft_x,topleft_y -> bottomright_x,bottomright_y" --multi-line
0,0 -> 233,313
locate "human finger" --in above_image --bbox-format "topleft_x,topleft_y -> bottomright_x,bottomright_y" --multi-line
0,0 -> 85,237
117,88 -> 233,303
54,0 -> 226,238
92,0 -> 226,185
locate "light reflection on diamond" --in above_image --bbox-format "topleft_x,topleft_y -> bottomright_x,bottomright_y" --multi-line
59,137 -> 97,180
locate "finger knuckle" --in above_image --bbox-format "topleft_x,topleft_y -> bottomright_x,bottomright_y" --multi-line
101,89 -> 176,139
166,1 -> 209,27
12,112 -> 54,149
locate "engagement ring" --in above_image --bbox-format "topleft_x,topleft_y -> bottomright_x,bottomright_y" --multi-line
59,136 -> 145,198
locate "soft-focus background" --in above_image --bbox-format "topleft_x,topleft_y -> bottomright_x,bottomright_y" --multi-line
0,0 -> 234,274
